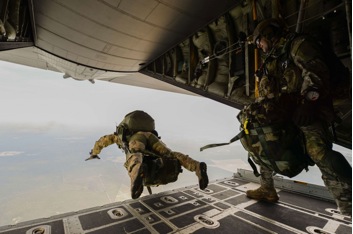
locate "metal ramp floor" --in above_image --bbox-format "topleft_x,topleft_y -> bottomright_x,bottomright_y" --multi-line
0,169 -> 351,234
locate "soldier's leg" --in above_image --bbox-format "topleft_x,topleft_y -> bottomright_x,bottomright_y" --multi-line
125,132 -> 149,199
147,132 -> 197,172
301,124 -> 352,216
149,133 -> 209,190
320,159 -> 352,216
171,151 -> 209,190
246,166 -> 279,202
125,152 -> 144,199
170,152 -> 198,171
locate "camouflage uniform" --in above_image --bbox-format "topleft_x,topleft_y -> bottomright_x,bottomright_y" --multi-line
90,131 -> 208,199
248,21 -> 352,216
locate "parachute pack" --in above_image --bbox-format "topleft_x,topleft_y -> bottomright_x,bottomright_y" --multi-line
201,102 -> 314,178
142,154 -> 182,187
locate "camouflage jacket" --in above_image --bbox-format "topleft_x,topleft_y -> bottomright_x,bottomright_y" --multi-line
258,33 -> 334,122
91,134 -> 123,155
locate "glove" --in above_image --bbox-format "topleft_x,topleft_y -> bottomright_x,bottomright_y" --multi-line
292,101 -> 317,126
85,151 -> 101,161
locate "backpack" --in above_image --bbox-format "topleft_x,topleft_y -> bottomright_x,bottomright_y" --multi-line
201,102 -> 314,178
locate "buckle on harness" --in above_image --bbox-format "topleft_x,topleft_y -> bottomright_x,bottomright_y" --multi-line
244,119 -> 249,135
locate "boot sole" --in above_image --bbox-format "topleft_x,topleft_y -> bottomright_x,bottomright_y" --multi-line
199,162 -> 209,190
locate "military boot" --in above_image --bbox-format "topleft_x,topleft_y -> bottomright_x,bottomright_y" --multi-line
246,166 -> 278,202
170,152 -> 209,190
246,186 -> 279,202
196,162 -> 209,190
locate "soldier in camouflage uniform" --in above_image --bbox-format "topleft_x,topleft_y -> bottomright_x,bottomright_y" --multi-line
88,111 -> 209,199
246,18 -> 352,216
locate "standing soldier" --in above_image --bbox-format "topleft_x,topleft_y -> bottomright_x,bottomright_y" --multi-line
246,18 -> 352,216
87,110 -> 209,199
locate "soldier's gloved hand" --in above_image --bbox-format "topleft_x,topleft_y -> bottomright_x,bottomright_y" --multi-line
85,151 -> 101,161
292,101 -> 317,126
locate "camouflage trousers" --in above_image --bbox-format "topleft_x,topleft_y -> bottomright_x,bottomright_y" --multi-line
301,122 -> 352,216
258,166 -> 275,189
125,131 -> 200,173
259,121 -> 352,216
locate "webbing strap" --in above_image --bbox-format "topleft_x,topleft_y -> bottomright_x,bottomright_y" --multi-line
247,155 -> 261,177
256,127 -> 282,173
147,186 -> 152,195
200,131 -> 245,151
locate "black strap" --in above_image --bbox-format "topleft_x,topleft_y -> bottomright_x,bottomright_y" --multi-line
200,131 -> 245,151
147,186 -> 152,195
256,127 -> 282,173
247,155 -> 261,177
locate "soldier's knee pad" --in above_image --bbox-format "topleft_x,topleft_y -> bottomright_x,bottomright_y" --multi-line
322,150 -> 352,182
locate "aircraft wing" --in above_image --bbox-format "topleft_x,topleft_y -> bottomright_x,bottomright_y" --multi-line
0,169 -> 351,233
0,0 -> 351,149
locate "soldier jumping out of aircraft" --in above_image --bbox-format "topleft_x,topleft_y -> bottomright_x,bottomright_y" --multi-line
245,18 -> 352,216
86,110 -> 209,199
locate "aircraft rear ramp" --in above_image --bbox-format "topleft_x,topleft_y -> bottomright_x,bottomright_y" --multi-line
0,169 -> 351,234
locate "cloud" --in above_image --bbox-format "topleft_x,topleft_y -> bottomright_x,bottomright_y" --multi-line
209,159 -> 251,172
0,151 -> 24,157
0,122 -> 70,133
104,156 -> 125,164
57,137 -> 85,140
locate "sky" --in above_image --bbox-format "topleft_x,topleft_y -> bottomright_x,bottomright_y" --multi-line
0,60 -> 351,226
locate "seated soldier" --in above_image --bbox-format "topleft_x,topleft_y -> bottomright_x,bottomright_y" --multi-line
87,110 -> 209,199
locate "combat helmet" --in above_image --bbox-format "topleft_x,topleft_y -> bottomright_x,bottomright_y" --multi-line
249,18 -> 287,45
121,110 -> 155,133
115,110 -> 155,143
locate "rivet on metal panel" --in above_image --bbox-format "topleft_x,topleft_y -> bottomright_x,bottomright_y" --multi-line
161,196 -> 178,204
26,225 -> 51,234
145,216 -> 154,222
107,208 -> 128,220
193,201 -> 200,206
154,202 -> 164,207
194,215 -> 220,229
135,208 -> 143,213
166,209 -> 175,215
306,226 -> 335,234
224,181 -> 239,186
325,208 -> 341,215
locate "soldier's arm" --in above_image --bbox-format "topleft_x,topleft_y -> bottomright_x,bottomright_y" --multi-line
290,37 -> 331,100
90,134 -> 121,155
